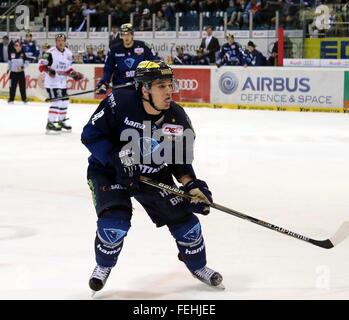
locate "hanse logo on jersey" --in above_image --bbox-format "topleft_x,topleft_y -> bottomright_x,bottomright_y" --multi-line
134,47 -> 144,55
176,79 -> 198,91
162,124 -> 184,136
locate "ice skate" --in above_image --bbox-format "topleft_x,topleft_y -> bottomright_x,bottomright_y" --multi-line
46,121 -> 61,134
191,266 -> 225,289
89,264 -> 112,296
58,119 -> 72,132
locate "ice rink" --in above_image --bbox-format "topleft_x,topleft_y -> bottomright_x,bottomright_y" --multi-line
0,100 -> 348,300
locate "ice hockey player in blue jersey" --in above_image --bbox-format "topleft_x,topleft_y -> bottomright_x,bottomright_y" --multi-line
242,41 -> 267,67
96,23 -> 157,94
216,33 -> 243,67
173,45 -> 192,65
22,33 -> 40,63
81,60 -> 223,294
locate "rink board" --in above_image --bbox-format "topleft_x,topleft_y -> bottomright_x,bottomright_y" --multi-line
0,63 -> 348,113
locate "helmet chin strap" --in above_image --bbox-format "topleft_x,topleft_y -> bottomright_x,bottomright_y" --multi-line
142,92 -> 163,112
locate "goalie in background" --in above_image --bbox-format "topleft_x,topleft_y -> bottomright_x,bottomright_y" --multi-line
38,33 -> 84,134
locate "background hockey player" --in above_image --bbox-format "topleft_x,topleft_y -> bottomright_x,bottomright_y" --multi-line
39,34 -> 84,133
191,47 -> 210,65
216,33 -> 243,67
22,33 -> 40,63
81,60 -> 223,293
242,41 -> 267,67
173,45 -> 192,65
96,23 -> 157,94
7,40 -> 29,103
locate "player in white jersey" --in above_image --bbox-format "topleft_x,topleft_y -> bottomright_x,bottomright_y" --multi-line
38,34 -> 83,133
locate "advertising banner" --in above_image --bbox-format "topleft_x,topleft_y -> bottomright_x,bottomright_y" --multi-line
304,38 -> 349,59
172,66 -> 211,103
0,64 -> 95,100
211,66 -> 344,109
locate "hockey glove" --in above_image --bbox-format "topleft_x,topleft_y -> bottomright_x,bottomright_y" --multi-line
69,70 -> 84,81
109,148 -> 141,190
48,68 -> 56,77
96,81 -> 108,94
182,179 -> 212,215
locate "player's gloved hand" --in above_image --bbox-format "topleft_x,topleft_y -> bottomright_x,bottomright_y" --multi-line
69,70 -> 84,80
182,179 -> 212,215
109,148 -> 141,189
96,81 -> 108,94
48,68 -> 56,77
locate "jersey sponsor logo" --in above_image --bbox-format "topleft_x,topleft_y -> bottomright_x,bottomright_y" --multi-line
124,116 -> 146,129
97,244 -> 122,255
125,70 -> 135,78
124,57 -> 135,69
134,47 -> 144,55
185,244 -> 205,255
91,109 -> 105,125
177,79 -> 199,91
140,163 -> 166,174
115,53 -> 125,57
162,124 -> 184,136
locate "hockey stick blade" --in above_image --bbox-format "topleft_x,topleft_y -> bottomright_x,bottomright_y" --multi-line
139,177 -> 349,249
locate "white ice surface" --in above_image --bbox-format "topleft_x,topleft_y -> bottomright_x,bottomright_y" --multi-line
0,100 -> 348,300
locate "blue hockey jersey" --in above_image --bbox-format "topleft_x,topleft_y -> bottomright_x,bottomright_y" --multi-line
100,40 -> 157,86
81,89 -> 196,181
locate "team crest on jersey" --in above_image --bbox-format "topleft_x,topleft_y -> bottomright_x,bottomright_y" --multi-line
183,223 -> 201,241
139,137 -> 159,156
103,228 -> 126,244
134,47 -> 144,55
124,57 -> 135,68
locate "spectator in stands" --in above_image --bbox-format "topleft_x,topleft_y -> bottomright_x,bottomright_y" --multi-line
140,8 -> 152,31
69,0 -> 86,31
96,1 -> 109,28
192,47 -> 210,65
95,48 -> 106,63
22,33 -> 40,63
73,51 -> 84,64
199,25 -> 220,64
0,35 -> 9,63
155,10 -> 169,31
109,25 -> 121,48
202,0 -> 218,12
242,41 -> 267,66
83,45 -> 97,63
175,0 -> 189,13
227,0 -> 243,28
173,45 -> 192,65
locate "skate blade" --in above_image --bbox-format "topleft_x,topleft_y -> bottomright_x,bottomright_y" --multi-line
61,129 -> 72,133
45,130 -> 61,135
91,290 -> 97,298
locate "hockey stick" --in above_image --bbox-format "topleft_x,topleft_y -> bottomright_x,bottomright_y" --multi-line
45,82 -> 135,102
139,176 -> 349,249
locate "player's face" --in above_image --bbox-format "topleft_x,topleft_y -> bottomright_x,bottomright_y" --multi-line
148,79 -> 174,110
56,38 -> 66,51
122,32 -> 134,48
